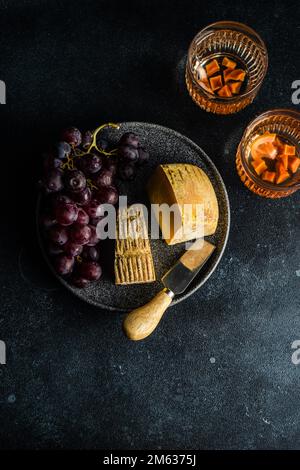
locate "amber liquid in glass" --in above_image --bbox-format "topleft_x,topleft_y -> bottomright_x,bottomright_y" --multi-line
236,124 -> 300,199
246,134 -> 299,187
192,53 -> 248,98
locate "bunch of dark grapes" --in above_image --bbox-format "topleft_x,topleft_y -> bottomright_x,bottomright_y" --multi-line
116,132 -> 149,180
39,126 -> 150,288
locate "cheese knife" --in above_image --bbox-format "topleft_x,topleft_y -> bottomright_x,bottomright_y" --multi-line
123,239 -> 215,341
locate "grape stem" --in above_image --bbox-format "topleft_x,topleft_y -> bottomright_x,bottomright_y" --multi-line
61,154 -> 75,170
88,122 -> 120,156
87,178 -> 98,191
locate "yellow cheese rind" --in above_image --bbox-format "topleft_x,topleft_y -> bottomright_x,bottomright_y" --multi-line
115,206 -> 156,285
147,164 -> 219,245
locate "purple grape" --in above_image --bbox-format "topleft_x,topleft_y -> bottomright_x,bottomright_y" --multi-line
85,199 -> 105,218
118,163 -> 136,180
64,170 -> 86,193
78,153 -> 103,175
87,225 -> 99,246
40,213 -> 57,230
51,193 -> 73,208
64,241 -> 83,257
43,169 -> 64,193
79,261 -> 102,281
71,187 -> 92,206
82,245 -> 100,262
119,132 -> 139,148
96,137 -> 109,151
105,157 -> 118,176
54,202 -> 78,226
89,216 -> 104,226
54,254 -> 75,276
118,145 -> 139,162
55,141 -> 71,159
71,275 -> 90,288
95,185 -> 118,205
76,208 -> 89,225
47,242 -> 64,256
137,147 -> 149,165
48,225 -> 68,245
81,130 -> 93,149
69,224 -> 92,245
43,154 -> 63,173
95,169 -> 114,187
61,127 -> 82,147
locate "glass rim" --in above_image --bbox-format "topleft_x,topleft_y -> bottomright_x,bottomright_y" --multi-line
240,108 -> 300,192
187,20 -> 268,101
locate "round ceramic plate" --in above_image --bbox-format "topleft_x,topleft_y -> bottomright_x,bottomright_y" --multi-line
37,122 -> 230,312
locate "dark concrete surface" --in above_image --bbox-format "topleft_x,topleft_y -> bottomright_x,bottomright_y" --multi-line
0,0 -> 300,450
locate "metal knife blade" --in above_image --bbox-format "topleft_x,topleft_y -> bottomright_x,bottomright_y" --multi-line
161,239 -> 215,295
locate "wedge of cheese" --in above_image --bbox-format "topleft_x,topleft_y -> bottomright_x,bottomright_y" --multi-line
147,164 -> 219,245
115,205 -> 156,285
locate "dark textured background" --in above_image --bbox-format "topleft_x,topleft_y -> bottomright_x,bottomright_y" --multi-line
0,0 -> 300,450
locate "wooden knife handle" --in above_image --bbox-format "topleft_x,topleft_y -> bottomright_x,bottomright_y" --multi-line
123,289 -> 173,341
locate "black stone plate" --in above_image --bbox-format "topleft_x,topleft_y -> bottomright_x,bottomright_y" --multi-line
37,122 -> 230,312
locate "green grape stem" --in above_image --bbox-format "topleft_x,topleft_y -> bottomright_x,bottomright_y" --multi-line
61,154 -> 75,170
87,178 -> 98,191
87,122 -> 120,157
